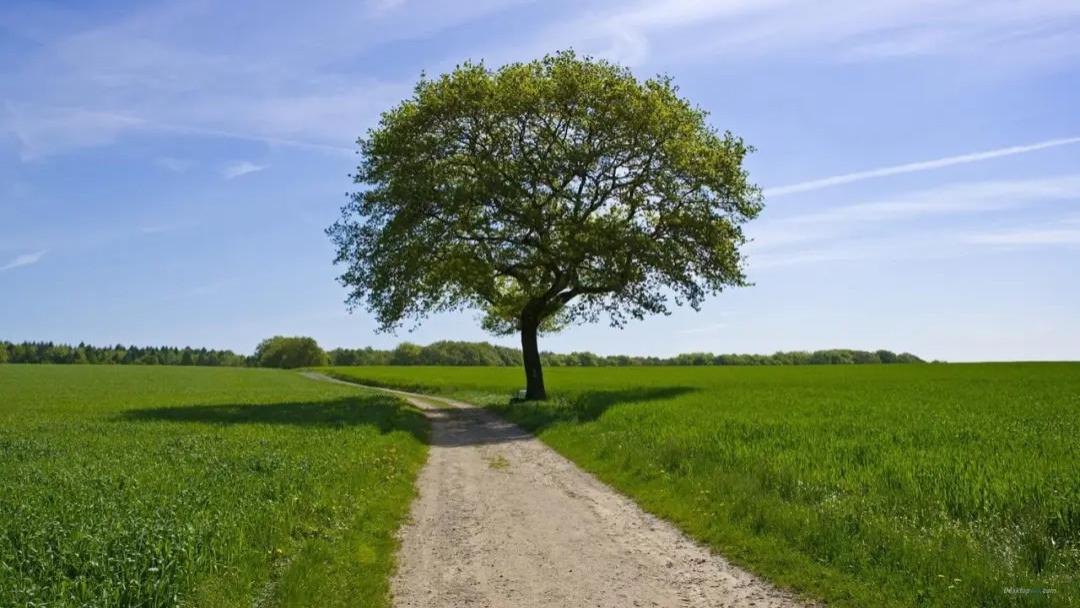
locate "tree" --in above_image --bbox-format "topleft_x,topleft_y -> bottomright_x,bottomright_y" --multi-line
391,342 -> 424,365
876,349 -> 898,364
854,350 -> 881,364
327,51 -> 762,399
255,336 -> 329,369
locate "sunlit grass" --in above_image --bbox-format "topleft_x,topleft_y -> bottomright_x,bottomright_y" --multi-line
319,363 -> 1080,607
0,365 -> 427,607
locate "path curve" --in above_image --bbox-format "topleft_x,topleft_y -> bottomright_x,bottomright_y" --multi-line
303,373 -> 809,608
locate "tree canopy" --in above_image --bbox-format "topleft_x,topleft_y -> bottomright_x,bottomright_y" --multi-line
254,336 -> 329,369
328,51 -> 762,398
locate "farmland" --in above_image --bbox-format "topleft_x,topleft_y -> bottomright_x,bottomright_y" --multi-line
0,365 -> 426,607
320,363 -> 1080,607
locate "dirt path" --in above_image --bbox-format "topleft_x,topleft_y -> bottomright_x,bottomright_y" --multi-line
303,373 -> 807,608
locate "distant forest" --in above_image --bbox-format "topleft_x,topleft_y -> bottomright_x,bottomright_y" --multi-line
1,339 -> 925,367
0,342 -> 249,366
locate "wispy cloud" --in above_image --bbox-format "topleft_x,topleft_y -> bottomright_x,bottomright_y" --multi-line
748,175 -> 1080,268
154,156 -> 193,173
751,174 -> 1080,250
5,0 -> 1078,160
789,175 -> 1080,225
0,0 -> 513,159
370,0 -> 408,14
3,105 -> 146,161
139,221 -> 197,235
965,215 -> 1080,246
5,105 -> 360,160
0,250 -> 47,272
967,229 -> 1080,245
750,247 -> 870,269
764,138 -> 1080,197
516,0 -> 1080,67
749,229 -> 975,269
221,161 -> 265,179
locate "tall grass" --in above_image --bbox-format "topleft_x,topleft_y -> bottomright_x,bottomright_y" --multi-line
320,363 -> 1080,607
0,365 -> 427,607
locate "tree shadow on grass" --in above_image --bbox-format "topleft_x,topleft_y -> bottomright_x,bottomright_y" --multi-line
120,387 -> 697,449
119,395 -> 428,443
492,386 -> 699,435
414,386 -> 699,448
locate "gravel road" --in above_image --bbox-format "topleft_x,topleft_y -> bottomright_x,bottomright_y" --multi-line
303,373 -> 808,608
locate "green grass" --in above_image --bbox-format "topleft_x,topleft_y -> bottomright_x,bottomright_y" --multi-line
0,365 -> 427,608
318,363 -> 1080,607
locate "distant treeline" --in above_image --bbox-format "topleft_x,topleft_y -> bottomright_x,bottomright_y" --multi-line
328,341 -> 925,367
543,348 -> 925,366
329,341 -> 522,366
2,339 -> 925,368
0,341 -> 249,366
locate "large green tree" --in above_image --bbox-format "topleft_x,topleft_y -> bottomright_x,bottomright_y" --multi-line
328,51 -> 762,399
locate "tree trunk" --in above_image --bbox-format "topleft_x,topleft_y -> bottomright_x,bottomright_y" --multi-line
520,320 -> 547,400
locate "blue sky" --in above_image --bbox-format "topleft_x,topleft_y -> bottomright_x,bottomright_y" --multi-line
2,0 -> 1079,361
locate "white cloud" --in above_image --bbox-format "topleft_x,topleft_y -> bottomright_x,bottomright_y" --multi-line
370,0 -> 408,14
139,221 -> 196,234
148,118 -> 357,154
751,174 -> 1080,251
154,156 -> 193,172
965,215 -> 1080,246
749,248 -> 864,269
0,0 -> 520,159
2,104 -> 146,160
3,0 -> 1077,164
5,0 -> 1077,160
0,250 -> 47,271
515,0 -> 1080,67
748,231 -> 966,269
5,98 -> 372,161
763,138 -> 1080,198
792,175 -> 1080,224
221,161 -> 266,179
747,175 -> 1080,268
582,0 -> 773,65
967,229 -> 1080,245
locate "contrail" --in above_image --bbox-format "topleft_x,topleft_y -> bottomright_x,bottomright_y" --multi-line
764,137 -> 1080,197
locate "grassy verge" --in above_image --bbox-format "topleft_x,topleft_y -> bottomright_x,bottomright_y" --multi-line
0,365 -> 427,607
317,364 -> 1080,607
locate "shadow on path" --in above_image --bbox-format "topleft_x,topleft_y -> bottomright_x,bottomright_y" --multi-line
424,406 -> 535,447
411,385 -> 700,448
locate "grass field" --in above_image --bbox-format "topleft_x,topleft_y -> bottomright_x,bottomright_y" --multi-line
0,365 -> 427,608
319,363 -> 1080,607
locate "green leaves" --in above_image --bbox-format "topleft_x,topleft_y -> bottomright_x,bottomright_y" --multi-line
255,336 -> 330,369
329,50 -> 761,335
